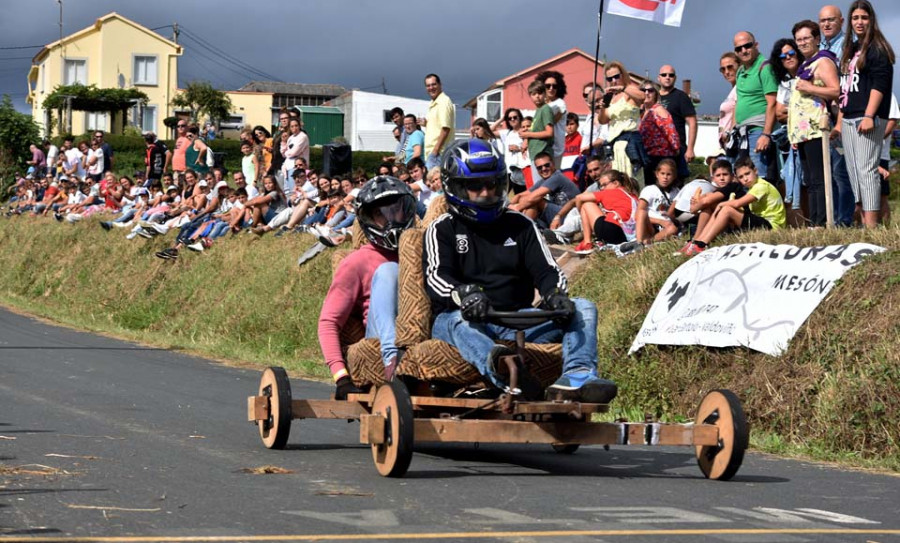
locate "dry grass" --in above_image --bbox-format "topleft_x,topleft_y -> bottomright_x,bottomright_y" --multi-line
572,226 -> 900,469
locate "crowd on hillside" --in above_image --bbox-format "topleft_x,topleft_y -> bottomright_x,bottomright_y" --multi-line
4,1 -> 896,263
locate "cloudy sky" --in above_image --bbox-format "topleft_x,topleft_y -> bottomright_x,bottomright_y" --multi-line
2,0 -> 899,120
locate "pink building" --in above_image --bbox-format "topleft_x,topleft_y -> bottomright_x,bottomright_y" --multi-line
464,48 -> 646,123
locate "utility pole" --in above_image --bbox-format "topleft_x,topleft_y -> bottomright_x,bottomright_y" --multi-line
381,77 -> 387,95
172,22 -> 179,44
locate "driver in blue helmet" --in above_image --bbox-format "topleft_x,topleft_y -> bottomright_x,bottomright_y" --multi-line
423,139 -> 617,403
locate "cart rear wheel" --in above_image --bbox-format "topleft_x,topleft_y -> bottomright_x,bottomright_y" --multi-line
551,444 -> 580,454
695,389 -> 748,480
258,367 -> 292,449
371,380 -> 413,477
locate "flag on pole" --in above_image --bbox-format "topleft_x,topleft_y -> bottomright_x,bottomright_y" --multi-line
605,0 -> 686,27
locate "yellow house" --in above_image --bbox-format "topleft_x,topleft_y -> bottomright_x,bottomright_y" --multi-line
26,12 -> 182,137
220,90 -> 274,138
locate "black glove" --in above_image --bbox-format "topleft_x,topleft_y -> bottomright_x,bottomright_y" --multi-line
542,289 -> 575,322
453,284 -> 491,322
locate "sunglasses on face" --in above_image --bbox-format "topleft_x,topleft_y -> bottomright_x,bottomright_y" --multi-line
734,42 -> 754,53
641,87 -> 655,93
605,73 -> 622,82
535,163 -> 553,171
545,83 -> 557,89
507,116 -> 520,121
659,72 -> 676,78
719,64 -> 737,73
780,50 -> 798,60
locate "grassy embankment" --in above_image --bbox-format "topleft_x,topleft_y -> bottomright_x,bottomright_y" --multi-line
0,216 -> 897,471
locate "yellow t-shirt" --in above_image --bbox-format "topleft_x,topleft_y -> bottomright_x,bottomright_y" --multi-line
425,92 -> 456,156
748,177 -> 786,229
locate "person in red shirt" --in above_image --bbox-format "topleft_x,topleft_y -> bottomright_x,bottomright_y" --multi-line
561,113 -> 583,182
572,169 -> 639,253
317,177 -> 417,399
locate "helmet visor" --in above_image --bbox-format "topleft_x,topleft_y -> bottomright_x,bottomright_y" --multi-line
359,194 -> 416,229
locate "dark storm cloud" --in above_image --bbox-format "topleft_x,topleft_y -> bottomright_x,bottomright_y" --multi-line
2,0 -> 899,119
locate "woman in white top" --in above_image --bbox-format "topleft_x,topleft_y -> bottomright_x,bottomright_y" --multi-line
281,118 -> 310,183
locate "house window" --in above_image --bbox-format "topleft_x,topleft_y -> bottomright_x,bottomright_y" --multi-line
477,90 -> 502,123
131,104 -> 157,133
64,59 -> 87,85
85,112 -> 108,132
383,110 -> 394,124
133,56 -> 158,86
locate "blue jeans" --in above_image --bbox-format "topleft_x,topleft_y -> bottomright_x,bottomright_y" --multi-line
431,297 -> 599,389
113,207 -> 136,224
365,262 -> 399,367
426,153 -> 441,170
209,221 -> 231,239
745,128 -> 770,177
303,206 -> 327,225
830,146 -> 855,226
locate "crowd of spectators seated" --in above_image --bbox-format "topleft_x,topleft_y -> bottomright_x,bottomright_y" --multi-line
5,2 -> 896,264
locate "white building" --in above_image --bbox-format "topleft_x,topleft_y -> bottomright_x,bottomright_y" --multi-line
327,90 -> 447,152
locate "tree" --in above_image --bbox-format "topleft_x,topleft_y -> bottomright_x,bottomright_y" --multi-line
0,95 -> 41,197
171,81 -> 232,124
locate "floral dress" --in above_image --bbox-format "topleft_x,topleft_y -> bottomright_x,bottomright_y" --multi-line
788,57 -> 831,144
640,105 -> 681,157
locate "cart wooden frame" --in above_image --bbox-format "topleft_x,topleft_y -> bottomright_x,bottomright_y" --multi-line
248,366 -> 749,480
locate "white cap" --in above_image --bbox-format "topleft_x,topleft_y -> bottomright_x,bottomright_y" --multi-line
197,180 -> 209,188
166,185 -> 178,192
214,180 -> 228,190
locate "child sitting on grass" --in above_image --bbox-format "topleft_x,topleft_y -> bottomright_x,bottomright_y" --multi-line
680,156 -> 786,256
634,158 -> 679,244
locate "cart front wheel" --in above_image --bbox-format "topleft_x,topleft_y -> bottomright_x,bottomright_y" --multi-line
695,389 -> 748,481
258,367 -> 292,449
371,380 -> 413,477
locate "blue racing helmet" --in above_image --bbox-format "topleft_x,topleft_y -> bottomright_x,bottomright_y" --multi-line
441,138 -> 508,224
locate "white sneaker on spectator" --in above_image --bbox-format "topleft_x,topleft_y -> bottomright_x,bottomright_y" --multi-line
136,227 -> 154,239
313,224 -> 331,238
186,241 -> 204,252
126,231 -> 139,240
112,220 -> 132,228
150,223 -> 169,235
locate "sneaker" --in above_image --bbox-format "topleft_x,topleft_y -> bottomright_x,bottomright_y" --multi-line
54,212 -> 63,222
155,248 -> 178,260
317,234 -> 338,248
615,240 -> 644,258
542,229 -> 568,245
126,232 -> 139,240
573,240 -> 596,255
673,241 -> 694,256
274,225 -> 291,238
150,223 -> 169,235
546,371 -> 617,404
251,226 -> 267,236
684,243 -> 706,257
136,227 -> 154,239
99,221 -> 112,231
186,241 -> 204,252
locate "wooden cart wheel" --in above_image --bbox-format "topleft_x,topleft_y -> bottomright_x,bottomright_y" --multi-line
371,380 -> 414,477
695,389 -> 748,481
551,444 -> 580,454
258,367 -> 292,450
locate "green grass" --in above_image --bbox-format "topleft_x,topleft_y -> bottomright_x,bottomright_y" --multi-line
0,215 -> 898,472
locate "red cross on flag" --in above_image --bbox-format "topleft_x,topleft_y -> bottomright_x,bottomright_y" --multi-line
605,0 -> 686,27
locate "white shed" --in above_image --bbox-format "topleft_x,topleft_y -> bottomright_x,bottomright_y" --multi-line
327,90 -> 441,152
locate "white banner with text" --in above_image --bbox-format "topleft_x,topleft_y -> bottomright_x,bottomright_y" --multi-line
629,243 -> 886,356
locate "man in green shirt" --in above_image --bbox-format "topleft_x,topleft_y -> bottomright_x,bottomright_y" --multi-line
734,31 -> 778,178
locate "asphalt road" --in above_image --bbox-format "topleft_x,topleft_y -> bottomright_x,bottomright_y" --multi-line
1,306 -> 898,543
